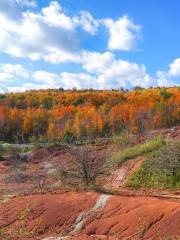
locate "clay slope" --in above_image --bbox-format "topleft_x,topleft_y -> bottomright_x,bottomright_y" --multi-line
104,157 -> 144,190
0,192 -> 179,240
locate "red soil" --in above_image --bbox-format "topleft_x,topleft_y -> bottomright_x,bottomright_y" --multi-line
104,157 -> 144,190
0,128 -> 180,239
0,192 -> 179,240
0,161 -> 6,180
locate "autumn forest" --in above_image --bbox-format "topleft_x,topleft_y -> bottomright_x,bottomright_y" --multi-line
0,87 -> 179,143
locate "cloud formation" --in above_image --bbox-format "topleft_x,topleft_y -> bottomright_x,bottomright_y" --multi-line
0,1 -> 82,63
1,58 -> 174,92
0,1 -> 142,64
0,0 -> 178,92
103,15 -> 142,51
16,0 -> 36,7
169,58 -> 180,77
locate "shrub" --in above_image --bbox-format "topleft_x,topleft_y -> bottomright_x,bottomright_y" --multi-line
118,137 -> 165,164
115,137 -> 164,164
104,137 -> 165,172
52,167 -> 72,181
112,129 -> 132,147
127,140 -> 180,189
64,131 -> 76,144
72,145 -> 102,184
4,169 -> 31,183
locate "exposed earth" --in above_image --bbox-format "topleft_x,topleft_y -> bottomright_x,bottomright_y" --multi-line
0,192 -> 180,240
0,127 -> 180,239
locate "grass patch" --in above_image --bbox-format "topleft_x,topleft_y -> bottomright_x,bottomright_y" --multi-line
1,144 -> 36,158
112,129 -> 132,147
105,137 -> 165,172
118,137 -> 165,164
127,140 -> 180,189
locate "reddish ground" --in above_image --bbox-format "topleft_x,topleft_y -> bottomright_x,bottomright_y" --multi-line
0,143 -> 115,199
0,192 -> 179,240
0,127 -> 180,239
104,157 -> 144,190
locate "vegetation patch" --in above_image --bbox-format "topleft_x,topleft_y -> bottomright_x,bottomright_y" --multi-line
4,169 -> 31,184
111,129 -> 132,147
106,137 -> 165,171
127,140 -> 180,189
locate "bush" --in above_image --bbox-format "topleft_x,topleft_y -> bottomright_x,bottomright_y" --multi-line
4,169 -> 31,183
112,129 -> 132,147
118,137 -> 165,164
104,137 -> 165,172
52,167 -> 72,181
64,131 -> 76,144
127,140 -> 180,189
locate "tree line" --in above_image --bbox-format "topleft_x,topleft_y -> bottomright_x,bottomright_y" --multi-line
0,87 -> 179,143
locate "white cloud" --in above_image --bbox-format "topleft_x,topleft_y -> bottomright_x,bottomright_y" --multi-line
95,59 -> 154,89
2,57 -> 180,93
16,0 -> 36,7
155,59 -> 180,87
156,71 -> 173,87
81,51 -> 114,73
60,72 -> 95,89
73,11 -> 99,35
0,1 -> 80,63
0,1 -> 100,64
0,1 -> 143,65
81,52 -> 154,88
33,71 -> 60,88
41,1 -> 74,29
31,64 -> 154,89
0,63 -> 29,83
33,70 -> 95,89
103,15 -> 142,51
168,58 -> 180,77
0,1 -> 178,91
0,59 -> 157,92
1,63 -> 29,78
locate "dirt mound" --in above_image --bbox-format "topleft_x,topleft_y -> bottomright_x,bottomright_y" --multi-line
0,192 -> 179,240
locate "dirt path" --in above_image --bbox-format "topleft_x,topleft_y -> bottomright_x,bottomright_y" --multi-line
104,157 -> 144,190
0,191 -> 179,240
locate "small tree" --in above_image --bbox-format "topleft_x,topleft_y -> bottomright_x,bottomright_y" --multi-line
72,145 -> 100,184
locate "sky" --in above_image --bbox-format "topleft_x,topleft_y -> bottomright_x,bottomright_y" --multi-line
0,0 -> 180,93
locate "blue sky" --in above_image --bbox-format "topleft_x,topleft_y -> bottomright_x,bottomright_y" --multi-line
0,0 -> 180,92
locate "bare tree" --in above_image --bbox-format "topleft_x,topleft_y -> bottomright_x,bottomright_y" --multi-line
72,145 -> 99,184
